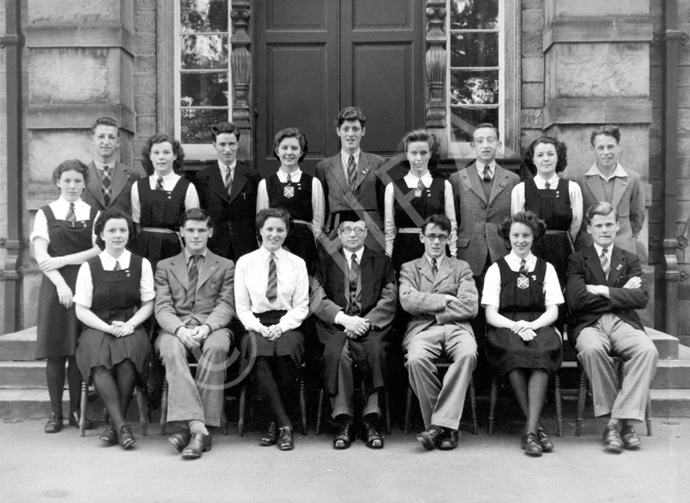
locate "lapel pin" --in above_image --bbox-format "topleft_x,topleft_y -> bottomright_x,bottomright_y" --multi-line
616,264 -> 622,271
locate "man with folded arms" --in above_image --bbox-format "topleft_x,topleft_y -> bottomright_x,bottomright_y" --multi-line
567,202 -> 658,453
155,208 -> 236,459
399,214 -> 478,451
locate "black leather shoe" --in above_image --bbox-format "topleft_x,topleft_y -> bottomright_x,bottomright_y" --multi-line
521,432 -> 543,457
621,424 -> 641,450
277,426 -> 294,451
260,422 -> 278,446
437,429 -> 459,451
363,421 -> 384,449
182,432 -> 212,459
602,423 -> 624,454
99,424 -> 118,446
334,422 -> 354,450
119,424 -> 136,450
68,410 -> 93,430
417,425 -> 445,451
168,430 -> 192,453
44,413 -> 63,434
537,428 -> 554,453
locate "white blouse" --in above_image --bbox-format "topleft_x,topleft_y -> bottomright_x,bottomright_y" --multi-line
30,197 -> 98,245
130,172 -> 200,223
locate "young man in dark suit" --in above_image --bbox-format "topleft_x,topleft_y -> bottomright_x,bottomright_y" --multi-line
193,122 -> 260,261
82,117 -> 144,215
316,107 -> 387,252
310,211 -> 397,449
567,202 -> 658,453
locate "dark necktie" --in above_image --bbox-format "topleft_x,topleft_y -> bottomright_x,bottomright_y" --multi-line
225,168 -> 233,194
156,176 -> 165,191
600,247 -> 610,279
114,260 -> 121,271
266,253 -> 278,303
101,165 -> 112,206
287,173 -> 292,185
431,258 -> 438,277
519,259 -> 528,276
544,180 -> 551,190
483,165 -> 492,182
347,154 -> 356,189
188,255 -> 200,297
415,177 -> 425,198
349,254 -> 360,315
66,202 -> 76,223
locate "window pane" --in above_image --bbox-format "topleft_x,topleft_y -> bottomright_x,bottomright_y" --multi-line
180,0 -> 228,33
180,72 -> 229,107
181,108 -> 229,143
181,35 -> 229,69
450,0 -> 498,29
450,70 -> 499,105
450,32 -> 499,68
449,107 -> 499,143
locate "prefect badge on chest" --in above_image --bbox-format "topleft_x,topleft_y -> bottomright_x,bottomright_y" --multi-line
283,185 -> 295,198
517,275 -> 530,289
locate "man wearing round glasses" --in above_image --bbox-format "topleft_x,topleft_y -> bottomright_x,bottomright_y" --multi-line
310,210 -> 397,450
400,214 -> 478,451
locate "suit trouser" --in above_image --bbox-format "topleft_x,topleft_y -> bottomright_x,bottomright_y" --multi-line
403,325 -> 477,430
156,329 -> 231,427
330,342 -> 380,419
576,313 -> 658,422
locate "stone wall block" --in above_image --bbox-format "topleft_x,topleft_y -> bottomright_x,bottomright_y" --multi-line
134,74 -> 156,97
522,57 -> 544,82
547,0 -> 649,18
135,115 -> 156,138
522,32 -> 543,57
521,0 -> 544,10
136,32 -> 156,55
522,8 -> 544,33
135,0 -> 157,11
134,9 -> 156,33
135,54 -> 156,74
522,83 -> 544,108
135,93 -> 156,115
520,109 -> 543,129
29,0 -> 120,26
27,131 -> 92,185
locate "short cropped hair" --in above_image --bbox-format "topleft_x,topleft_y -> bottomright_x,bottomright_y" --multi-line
473,122 -> 500,142
52,159 -> 90,185
335,106 -> 366,128
272,127 -> 308,162
420,214 -> 451,236
498,211 -> 546,242
179,207 -> 213,229
522,136 -> 568,175
91,117 -> 120,135
141,134 -> 185,175
211,121 -> 240,142
586,201 -> 618,223
94,209 -> 133,250
256,207 -> 291,234
590,125 -> 621,146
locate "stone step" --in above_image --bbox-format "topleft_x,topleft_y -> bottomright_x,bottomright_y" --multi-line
0,361 -> 47,389
648,328 -> 679,360
651,346 -> 690,389
0,326 -> 38,361
650,389 -> 690,418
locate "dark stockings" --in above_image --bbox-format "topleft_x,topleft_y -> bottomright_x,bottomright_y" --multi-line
91,359 -> 137,429
507,368 -> 549,435
46,356 -> 81,415
254,356 -> 297,429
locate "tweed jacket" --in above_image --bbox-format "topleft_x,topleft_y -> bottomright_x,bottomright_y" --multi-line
82,161 -> 144,215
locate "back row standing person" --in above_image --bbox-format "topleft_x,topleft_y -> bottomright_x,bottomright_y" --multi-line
316,107 -> 387,253
193,122 -> 260,262
385,129 -> 458,272
131,134 -> 200,269
257,127 -> 325,274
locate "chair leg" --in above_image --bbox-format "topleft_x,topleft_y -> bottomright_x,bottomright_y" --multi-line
384,388 -> 392,436
221,403 -> 229,435
403,386 -> 413,434
300,376 -> 308,436
469,377 -> 478,435
159,380 -> 168,435
238,385 -> 246,437
315,388 -> 324,435
80,381 -> 88,437
554,372 -> 563,437
646,395 -> 653,436
576,371 -> 588,436
135,385 -> 148,437
488,376 -> 498,435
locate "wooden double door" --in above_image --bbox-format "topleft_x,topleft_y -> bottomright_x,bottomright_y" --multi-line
254,0 -> 425,176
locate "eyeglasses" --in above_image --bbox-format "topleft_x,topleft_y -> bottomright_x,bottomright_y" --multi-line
340,226 -> 366,236
424,233 -> 449,243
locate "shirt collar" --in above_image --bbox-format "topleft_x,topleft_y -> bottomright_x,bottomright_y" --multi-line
57,196 -> 84,207
101,249 -> 131,269
404,171 -> 432,185
534,173 -> 559,188
277,168 -> 302,182
586,162 -> 629,181
218,160 -> 236,174
259,246 -> 284,260
184,249 -> 208,264
155,171 -> 178,182
343,247 -> 364,263
506,251 -> 535,267
593,243 -> 611,258
340,149 -> 361,167
95,161 -> 115,171
476,161 -> 496,177
424,254 -> 444,268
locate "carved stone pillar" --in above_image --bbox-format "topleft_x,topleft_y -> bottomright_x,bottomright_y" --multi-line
425,1 -> 447,129
231,1 -> 251,128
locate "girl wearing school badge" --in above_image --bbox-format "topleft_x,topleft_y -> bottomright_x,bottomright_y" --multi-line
481,211 -> 563,457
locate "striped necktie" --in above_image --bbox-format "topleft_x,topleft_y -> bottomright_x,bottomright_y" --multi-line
225,168 -> 233,194
266,253 -> 278,303
519,259 -> 528,276
101,165 -> 112,206
347,154 -> 356,189
66,203 -> 76,223
600,247 -> 610,279
156,176 -> 165,191
188,255 -> 200,302
114,260 -> 121,271
431,258 -> 438,277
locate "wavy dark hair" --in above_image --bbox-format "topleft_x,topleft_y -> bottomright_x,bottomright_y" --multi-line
141,134 -> 185,175
498,211 -> 546,243
52,159 -> 89,186
522,136 -> 568,176
211,121 -> 240,142
256,207 -> 292,236
272,127 -> 308,162
420,214 -> 451,235
399,128 -> 440,171
94,209 -> 134,250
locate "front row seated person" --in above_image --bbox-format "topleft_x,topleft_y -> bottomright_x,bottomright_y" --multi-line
399,214 -> 478,451
74,210 -> 155,450
482,211 -> 563,457
154,208 -> 236,460
310,210 -> 398,450
234,208 -> 310,451
567,201 -> 658,454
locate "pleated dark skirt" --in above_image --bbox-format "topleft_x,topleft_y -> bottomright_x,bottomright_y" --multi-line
249,310 -> 304,364
35,265 -> 81,359
76,326 -> 151,381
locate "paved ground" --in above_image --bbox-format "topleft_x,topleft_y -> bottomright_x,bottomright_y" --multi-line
1,414 -> 688,503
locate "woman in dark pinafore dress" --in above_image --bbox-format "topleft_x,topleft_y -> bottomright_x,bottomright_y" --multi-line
482,212 -> 563,457
31,160 -> 101,433
74,210 -> 155,450
384,129 -> 457,272
256,127 -> 324,274
131,134 -> 200,269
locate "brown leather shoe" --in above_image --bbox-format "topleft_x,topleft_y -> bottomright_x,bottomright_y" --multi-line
602,423 -> 624,454
363,421 -> 384,449
277,426 -> 294,451
118,424 -> 136,450
537,428 -> 554,453
417,425 -> 445,451
44,413 -> 63,434
99,424 -> 118,446
168,430 -> 192,453
182,432 -> 212,459
333,421 -> 354,450
521,432 -> 543,457
260,422 -> 278,446
437,429 -> 459,451
621,424 -> 641,450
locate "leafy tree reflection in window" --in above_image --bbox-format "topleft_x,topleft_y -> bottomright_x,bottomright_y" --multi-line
448,0 -> 501,145
178,0 -> 231,144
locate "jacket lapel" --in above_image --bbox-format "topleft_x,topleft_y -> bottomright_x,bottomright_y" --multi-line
417,257 -> 435,285
610,175 -> 629,212
360,248 -> 375,306
607,246 -> 626,286
585,174 -> 607,208
196,251 -> 218,291
584,247 -> 608,285
207,165 -> 230,203
488,165 -> 511,205
109,162 -> 132,203
464,164 -> 487,203
86,162 -> 106,207
169,253 -> 189,291
351,153 -> 370,192
228,163 -> 250,203
330,155 -> 351,195
432,256 -> 453,289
